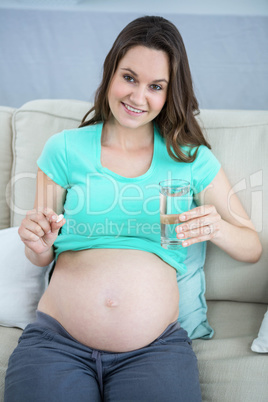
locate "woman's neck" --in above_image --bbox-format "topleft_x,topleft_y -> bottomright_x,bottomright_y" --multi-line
102,119 -> 154,152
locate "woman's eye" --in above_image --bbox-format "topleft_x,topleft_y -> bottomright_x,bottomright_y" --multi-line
124,75 -> 135,83
150,84 -> 162,91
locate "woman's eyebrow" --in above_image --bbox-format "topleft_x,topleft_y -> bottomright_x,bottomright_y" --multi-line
120,68 -> 168,84
121,68 -> 138,77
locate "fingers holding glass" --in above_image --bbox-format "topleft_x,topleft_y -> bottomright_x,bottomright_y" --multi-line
176,206 -> 221,247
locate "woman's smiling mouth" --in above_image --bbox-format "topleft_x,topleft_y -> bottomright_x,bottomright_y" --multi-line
122,102 -> 146,114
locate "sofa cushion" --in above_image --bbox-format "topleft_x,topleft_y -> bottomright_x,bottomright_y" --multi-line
0,326 -> 22,401
197,110 -> 268,304
10,99 -> 92,227
193,301 -> 268,401
0,107 -> 15,229
251,308 -> 268,353
178,241 -> 213,339
0,227 -> 52,329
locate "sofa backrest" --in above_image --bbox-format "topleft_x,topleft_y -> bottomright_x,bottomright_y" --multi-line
197,110 -> 268,304
0,99 -> 267,304
0,106 -> 15,229
7,100 -> 91,229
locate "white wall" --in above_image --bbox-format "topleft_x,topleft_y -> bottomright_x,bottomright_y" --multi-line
1,0 -> 268,15
0,0 -> 267,109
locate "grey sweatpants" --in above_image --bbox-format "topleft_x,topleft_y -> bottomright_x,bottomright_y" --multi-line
5,311 -> 201,402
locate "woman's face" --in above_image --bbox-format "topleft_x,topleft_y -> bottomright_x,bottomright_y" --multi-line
107,45 -> 169,131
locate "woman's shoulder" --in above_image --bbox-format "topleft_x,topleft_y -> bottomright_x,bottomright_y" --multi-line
65,122 -> 102,139
46,122 -> 102,146
180,144 -> 214,162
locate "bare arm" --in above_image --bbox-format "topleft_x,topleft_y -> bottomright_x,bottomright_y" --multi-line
176,168 -> 262,263
18,168 -> 67,267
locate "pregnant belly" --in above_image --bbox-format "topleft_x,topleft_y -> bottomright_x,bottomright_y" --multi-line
38,249 -> 180,352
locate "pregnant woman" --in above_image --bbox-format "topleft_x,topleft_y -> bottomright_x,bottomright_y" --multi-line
5,16 -> 262,402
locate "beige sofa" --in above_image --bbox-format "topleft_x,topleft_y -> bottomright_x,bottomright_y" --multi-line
0,99 -> 267,402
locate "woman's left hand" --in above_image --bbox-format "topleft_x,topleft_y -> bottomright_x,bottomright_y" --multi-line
176,204 -> 222,247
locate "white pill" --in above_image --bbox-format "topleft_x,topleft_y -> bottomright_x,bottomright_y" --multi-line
56,214 -> 64,223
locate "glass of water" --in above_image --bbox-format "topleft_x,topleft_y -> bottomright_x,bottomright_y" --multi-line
159,179 -> 191,249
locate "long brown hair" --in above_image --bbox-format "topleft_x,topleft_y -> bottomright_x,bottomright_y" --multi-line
79,16 -> 211,162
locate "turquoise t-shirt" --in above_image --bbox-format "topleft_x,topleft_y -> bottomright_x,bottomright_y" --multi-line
37,122 -> 221,275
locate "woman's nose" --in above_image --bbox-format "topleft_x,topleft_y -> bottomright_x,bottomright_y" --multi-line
129,86 -> 146,106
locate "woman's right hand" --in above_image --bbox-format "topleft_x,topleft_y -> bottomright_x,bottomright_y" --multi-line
18,207 -> 66,255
